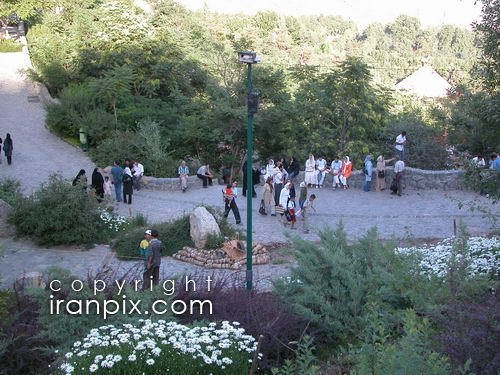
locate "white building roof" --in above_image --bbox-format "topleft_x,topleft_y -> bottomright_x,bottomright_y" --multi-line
395,65 -> 452,98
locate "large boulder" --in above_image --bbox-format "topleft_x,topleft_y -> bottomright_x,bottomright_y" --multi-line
189,207 -> 221,249
0,199 -> 15,237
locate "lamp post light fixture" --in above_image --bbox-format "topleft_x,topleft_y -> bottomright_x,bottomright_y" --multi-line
238,51 -> 260,290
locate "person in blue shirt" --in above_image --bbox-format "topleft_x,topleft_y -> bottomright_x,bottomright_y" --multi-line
490,153 -> 500,172
363,155 -> 373,192
110,160 -> 124,202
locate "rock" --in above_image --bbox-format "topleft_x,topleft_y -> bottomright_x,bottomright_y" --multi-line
14,271 -> 45,291
0,199 -> 15,237
189,207 -> 221,249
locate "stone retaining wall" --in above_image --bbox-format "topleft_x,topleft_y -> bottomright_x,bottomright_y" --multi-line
140,167 -> 465,191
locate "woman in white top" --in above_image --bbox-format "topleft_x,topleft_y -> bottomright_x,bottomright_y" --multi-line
263,159 -> 275,181
304,154 -> 317,187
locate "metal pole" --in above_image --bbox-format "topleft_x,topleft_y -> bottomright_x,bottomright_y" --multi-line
246,63 -> 253,290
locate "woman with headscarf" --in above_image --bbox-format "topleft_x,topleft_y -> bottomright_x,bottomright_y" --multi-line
304,154 -> 316,187
339,156 -> 352,189
279,182 -> 291,223
122,166 -> 134,204
91,167 -> 105,202
375,155 -> 394,191
261,176 -> 274,216
72,169 -> 87,191
363,155 -> 374,192
3,133 -> 13,165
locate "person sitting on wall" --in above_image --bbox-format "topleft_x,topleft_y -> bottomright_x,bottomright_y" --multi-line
196,164 -> 213,188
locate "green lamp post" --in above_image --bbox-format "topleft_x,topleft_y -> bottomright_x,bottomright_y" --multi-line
238,51 -> 260,290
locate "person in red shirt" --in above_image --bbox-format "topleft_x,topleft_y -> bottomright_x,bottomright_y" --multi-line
222,183 -> 241,224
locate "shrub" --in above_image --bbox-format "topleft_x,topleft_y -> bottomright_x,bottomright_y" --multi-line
89,131 -> 140,168
271,336 -> 320,375
462,159 -> 500,201
351,309 -> 451,375
433,292 -> 500,375
274,225 -> 424,345
0,39 -> 23,53
0,178 -> 22,205
8,175 -> 109,246
57,320 -> 256,375
0,291 -> 55,375
176,276 -> 310,369
112,216 -> 193,260
205,233 -> 225,249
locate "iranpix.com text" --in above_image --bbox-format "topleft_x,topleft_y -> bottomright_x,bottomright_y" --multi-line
48,276 -> 213,319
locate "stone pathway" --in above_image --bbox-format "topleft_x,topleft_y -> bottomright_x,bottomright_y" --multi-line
0,47 -> 498,290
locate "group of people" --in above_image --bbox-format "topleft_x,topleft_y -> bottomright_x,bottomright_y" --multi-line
472,153 -> 500,171
72,158 -> 144,204
0,133 -> 13,165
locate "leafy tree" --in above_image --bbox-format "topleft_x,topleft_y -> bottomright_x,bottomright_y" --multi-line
472,0 -> 500,93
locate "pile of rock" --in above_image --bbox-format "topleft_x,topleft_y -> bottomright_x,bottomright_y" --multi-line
173,242 -> 270,269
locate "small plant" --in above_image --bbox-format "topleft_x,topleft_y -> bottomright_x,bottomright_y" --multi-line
0,39 -> 23,53
0,178 -> 22,205
205,233 -> 225,249
271,336 -> 319,375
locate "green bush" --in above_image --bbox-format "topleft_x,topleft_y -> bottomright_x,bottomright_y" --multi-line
112,215 -> 193,260
462,160 -> 500,201
271,336 -> 319,375
274,225 -> 425,345
205,233 -> 225,250
0,178 -> 22,206
0,39 -> 22,53
8,175 -> 109,246
351,309 -> 451,375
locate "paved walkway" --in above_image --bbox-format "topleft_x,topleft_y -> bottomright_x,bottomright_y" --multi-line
0,49 -> 498,289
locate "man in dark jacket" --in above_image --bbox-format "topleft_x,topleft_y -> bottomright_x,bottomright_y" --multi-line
242,160 -> 258,197
143,229 -> 162,290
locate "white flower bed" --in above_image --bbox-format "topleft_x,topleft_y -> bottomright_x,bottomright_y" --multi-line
58,320 -> 257,374
395,236 -> 499,277
98,208 -> 129,232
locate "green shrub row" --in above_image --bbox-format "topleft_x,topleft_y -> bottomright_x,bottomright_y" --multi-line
0,39 -> 22,53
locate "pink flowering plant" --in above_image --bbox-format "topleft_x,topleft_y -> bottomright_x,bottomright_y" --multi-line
57,320 -> 258,374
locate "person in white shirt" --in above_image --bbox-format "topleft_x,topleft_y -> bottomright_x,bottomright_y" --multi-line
133,160 -> 144,190
196,164 -> 213,187
273,166 -> 284,206
395,131 -> 407,161
304,154 -> 317,187
330,157 -> 342,189
263,159 -> 275,181
472,155 -> 486,167
391,157 -> 405,196
315,156 -> 328,188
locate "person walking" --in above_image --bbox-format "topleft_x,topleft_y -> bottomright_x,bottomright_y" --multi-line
375,155 -> 394,191
0,137 -> 2,164
223,183 -> 241,224
72,169 -> 87,191
178,160 -> 189,192
391,156 -> 405,196
298,181 -> 307,209
3,133 -> 13,165
395,131 -> 407,161
363,155 -> 374,192
273,165 -> 284,206
278,182 -> 291,224
122,166 -> 134,204
196,164 -> 213,188
91,167 -> 105,202
300,193 -> 316,233
111,161 -> 124,202
143,229 -> 162,290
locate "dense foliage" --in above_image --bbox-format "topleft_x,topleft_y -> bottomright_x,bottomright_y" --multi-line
9,0 -> 495,174
8,175 -> 109,246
